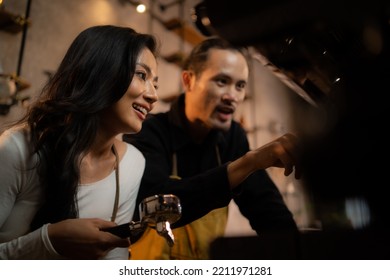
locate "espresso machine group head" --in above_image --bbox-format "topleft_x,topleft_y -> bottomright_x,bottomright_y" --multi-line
102,194 -> 182,246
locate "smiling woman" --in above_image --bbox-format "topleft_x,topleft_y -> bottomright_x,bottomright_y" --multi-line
0,25 -> 160,260
99,48 -> 159,134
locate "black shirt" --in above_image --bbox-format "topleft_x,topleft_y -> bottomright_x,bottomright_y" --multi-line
123,94 -> 297,232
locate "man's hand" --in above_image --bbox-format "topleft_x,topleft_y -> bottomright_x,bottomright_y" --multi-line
250,132 -> 301,179
227,133 -> 302,189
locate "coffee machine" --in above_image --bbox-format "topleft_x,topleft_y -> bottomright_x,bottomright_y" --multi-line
193,0 -> 390,259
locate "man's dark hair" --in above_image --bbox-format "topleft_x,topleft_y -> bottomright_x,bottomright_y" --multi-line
183,37 -> 248,77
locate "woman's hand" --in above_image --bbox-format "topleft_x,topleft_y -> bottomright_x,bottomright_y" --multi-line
48,218 -> 131,259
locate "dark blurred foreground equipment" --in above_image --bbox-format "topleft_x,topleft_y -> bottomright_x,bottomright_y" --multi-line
194,0 -> 390,258
210,229 -> 390,260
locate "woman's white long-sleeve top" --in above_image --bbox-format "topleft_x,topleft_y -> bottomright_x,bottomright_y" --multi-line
0,126 -> 144,259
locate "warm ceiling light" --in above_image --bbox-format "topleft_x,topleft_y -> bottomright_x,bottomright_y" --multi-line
136,4 -> 146,13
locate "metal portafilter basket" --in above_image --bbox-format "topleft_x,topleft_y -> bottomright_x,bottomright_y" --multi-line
102,194 -> 182,246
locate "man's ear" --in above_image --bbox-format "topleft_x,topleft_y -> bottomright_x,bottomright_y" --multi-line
181,70 -> 194,91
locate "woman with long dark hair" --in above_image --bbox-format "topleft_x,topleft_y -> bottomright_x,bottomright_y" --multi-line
0,25 -> 159,259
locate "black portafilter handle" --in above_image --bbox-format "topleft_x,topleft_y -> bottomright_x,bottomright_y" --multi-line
101,194 -> 182,244
101,220 -> 146,239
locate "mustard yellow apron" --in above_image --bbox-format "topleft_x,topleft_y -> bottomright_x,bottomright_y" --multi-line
129,206 -> 228,259
129,147 -> 228,260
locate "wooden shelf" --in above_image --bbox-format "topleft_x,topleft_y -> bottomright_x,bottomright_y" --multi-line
162,51 -> 186,68
0,73 -> 31,91
163,18 -> 205,46
0,8 -> 30,33
0,73 -> 30,115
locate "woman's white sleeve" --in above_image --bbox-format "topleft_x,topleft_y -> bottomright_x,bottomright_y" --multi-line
0,224 -> 62,260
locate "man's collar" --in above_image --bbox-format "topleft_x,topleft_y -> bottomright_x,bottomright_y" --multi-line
168,93 -> 187,130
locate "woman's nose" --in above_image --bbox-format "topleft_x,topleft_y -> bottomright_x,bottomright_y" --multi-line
145,85 -> 158,104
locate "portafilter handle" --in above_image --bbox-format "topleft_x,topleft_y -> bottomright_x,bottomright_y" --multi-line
101,220 -> 146,239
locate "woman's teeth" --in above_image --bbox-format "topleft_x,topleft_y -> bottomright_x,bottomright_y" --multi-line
133,104 -> 147,115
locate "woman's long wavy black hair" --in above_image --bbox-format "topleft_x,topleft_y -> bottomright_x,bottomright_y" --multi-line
19,25 -> 158,229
